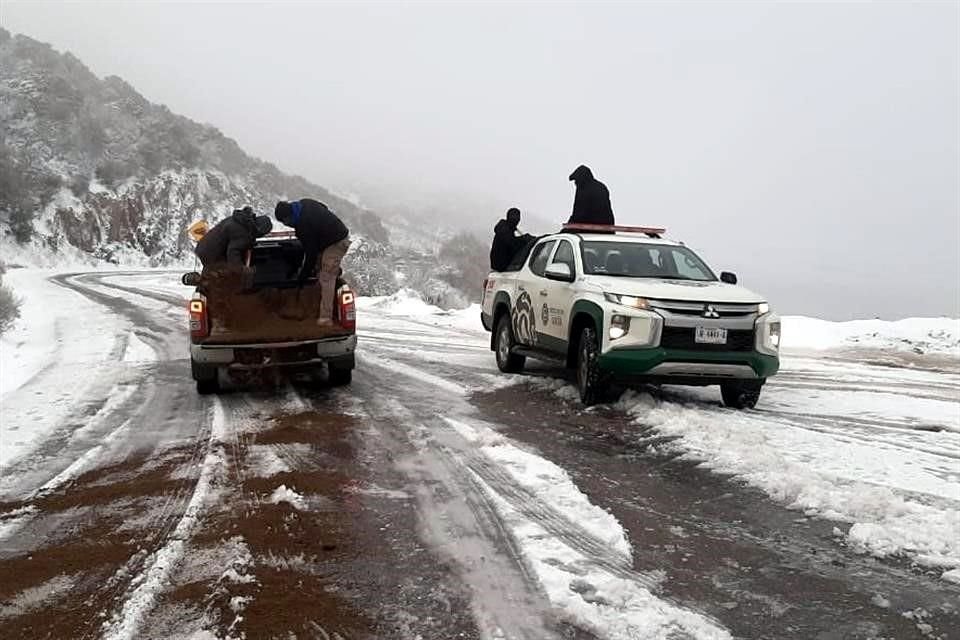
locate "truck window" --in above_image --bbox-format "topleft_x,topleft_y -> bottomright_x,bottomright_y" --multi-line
551,240 -> 577,275
528,240 -> 557,277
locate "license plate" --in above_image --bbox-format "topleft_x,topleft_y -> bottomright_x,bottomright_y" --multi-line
695,326 -> 727,344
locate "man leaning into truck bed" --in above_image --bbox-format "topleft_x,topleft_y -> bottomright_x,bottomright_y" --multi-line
195,206 -> 273,270
274,199 -> 351,327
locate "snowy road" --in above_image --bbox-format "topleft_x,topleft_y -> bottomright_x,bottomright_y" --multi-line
1,270 -> 958,639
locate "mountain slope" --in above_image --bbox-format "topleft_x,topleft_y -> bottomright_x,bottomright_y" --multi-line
0,29 -> 395,293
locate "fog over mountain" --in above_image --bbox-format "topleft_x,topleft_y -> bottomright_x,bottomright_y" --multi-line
2,2 -> 958,319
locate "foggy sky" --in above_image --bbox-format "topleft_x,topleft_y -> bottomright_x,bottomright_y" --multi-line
3,1 -> 958,320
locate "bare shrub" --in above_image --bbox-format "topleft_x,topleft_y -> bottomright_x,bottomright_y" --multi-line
0,270 -> 21,335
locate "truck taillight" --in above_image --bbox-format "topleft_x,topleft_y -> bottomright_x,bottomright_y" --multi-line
339,290 -> 356,331
189,298 -> 209,339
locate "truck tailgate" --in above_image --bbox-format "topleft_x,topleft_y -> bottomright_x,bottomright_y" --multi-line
204,283 -> 350,345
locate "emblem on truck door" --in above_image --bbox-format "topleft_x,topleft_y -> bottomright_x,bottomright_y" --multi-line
702,305 -> 720,319
512,291 -> 538,346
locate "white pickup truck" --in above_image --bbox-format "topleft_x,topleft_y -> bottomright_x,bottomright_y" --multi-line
480,225 -> 780,408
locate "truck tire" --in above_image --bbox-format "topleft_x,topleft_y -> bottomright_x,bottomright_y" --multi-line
494,314 -> 525,373
328,366 -> 353,387
196,375 -> 220,395
721,380 -> 763,409
576,326 -> 602,406
192,359 -> 220,395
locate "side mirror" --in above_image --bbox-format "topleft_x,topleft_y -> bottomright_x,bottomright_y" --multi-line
544,263 -> 574,282
182,272 -> 201,286
720,271 -> 738,285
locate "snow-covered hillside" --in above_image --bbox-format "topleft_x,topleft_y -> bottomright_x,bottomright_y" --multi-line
0,30 -> 397,293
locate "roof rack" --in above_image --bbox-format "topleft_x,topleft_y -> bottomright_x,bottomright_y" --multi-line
562,223 -> 666,239
262,230 -> 297,239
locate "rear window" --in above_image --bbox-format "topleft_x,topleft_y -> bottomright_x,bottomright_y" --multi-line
581,241 -> 716,281
250,240 -> 308,288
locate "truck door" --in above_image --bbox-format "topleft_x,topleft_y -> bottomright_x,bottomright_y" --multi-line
540,239 -> 578,352
513,239 -> 556,347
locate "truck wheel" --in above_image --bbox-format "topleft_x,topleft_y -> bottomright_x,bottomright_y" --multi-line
192,360 -> 220,395
196,376 -> 220,395
494,314 -> 525,373
721,380 -> 763,409
576,326 -> 602,406
328,366 -> 353,387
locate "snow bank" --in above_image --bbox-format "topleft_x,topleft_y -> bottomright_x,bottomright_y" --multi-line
358,289 -> 483,333
357,288 -> 445,316
782,316 -> 960,356
607,391 -> 960,578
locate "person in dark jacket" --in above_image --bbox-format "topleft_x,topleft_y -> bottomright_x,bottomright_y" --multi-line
490,208 -> 535,271
568,165 -> 614,225
195,207 -> 272,269
275,198 -> 351,326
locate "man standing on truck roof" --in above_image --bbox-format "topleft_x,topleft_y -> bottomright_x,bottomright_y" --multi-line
490,207 -> 536,271
275,198 -> 351,327
568,165 -> 615,226
195,206 -> 273,269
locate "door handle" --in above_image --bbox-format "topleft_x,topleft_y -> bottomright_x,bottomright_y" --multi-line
539,290 -> 548,297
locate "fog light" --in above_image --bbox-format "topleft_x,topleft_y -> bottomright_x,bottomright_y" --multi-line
610,315 -> 630,340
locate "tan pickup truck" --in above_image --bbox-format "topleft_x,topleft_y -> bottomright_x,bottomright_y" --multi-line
183,233 -> 356,394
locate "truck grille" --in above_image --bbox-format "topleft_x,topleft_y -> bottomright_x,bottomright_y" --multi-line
660,327 -> 755,352
650,300 -> 758,318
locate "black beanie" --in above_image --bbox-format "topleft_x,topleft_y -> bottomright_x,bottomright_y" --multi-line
506,207 -> 521,223
274,201 -> 291,222
254,216 -> 273,237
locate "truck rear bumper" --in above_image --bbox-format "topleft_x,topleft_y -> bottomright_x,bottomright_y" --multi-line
191,335 -> 357,369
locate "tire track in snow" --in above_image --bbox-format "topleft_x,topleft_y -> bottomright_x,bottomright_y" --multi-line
351,389 -> 565,640
101,399 -> 225,640
0,372 -> 145,505
79,272 -> 187,308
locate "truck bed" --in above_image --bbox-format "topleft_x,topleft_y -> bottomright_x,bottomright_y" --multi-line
197,269 -> 350,346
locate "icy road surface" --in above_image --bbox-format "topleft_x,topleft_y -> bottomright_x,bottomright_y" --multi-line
0,270 -> 958,640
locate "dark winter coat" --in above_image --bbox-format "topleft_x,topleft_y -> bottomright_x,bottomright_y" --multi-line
195,209 -> 259,267
490,219 -> 535,271
278,199 -> 349,283
568,165 -> 614,225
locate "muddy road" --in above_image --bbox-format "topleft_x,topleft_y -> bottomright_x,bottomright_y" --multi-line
1,271 -> 957,639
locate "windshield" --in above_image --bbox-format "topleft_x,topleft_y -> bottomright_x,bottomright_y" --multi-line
581,241 -> 717,281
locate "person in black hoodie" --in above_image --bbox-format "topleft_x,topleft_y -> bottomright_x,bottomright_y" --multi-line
275,198 -> 350,326
568,165 -> 614,225
490,208 -> 536,271
195,207 -> 273,269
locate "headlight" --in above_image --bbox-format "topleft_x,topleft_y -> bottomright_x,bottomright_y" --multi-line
604,293 -> 650,309
757,302 -> 770,315
610,314 -> 630,340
